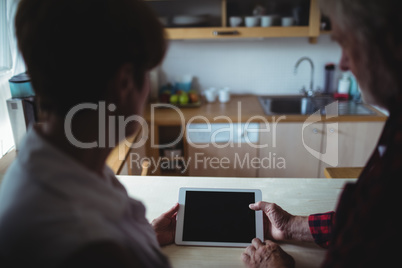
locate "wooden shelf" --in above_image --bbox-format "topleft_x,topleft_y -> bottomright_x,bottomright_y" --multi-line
147,0 -> 321,43
166,26 -> 311,40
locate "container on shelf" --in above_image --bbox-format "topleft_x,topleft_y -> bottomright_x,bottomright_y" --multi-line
8,72 -> 35,98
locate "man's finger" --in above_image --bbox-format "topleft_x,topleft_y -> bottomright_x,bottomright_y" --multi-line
264,240 -> 280,251
241,252 -> 251,264
249,201 -> 273,212
245,245 -> 256,256
251,238 -> 264,249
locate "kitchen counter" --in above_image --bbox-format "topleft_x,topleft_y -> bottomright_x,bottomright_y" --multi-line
144,95 -> 387,176
118,175 -> 356,268
145,95 -> 387,125
0,95 -> 386,178
324,167 -> 363,179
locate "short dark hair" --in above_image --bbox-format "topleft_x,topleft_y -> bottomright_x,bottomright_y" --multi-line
16,0 -> 166,115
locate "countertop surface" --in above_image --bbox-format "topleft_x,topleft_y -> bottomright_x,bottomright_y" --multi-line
324,167 -> 363,179
145,95 -> 387,125
118,175 -> 356,268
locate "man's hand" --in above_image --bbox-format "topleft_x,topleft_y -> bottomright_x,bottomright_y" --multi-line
242,238 -> 295,268
249,202 -> 313,242
249,202 -> 293,241
151,203 -> 179,246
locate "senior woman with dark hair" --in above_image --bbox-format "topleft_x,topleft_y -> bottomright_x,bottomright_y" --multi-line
0,0 -> 178,267
242,0 -> 402,267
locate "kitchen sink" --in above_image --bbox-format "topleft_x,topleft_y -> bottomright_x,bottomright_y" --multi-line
258,96 -> 375,115
269,97 -> 311,114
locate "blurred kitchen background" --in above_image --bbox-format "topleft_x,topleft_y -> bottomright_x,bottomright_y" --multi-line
160,36 -> 340,95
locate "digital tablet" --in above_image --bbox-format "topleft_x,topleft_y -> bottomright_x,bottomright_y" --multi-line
175,188 -> 264,247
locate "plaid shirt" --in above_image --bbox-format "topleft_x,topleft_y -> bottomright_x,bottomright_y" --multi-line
308,96 -> 402,267
308,212 -> 335,248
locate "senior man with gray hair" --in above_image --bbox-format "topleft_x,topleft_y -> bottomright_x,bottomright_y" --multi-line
242,0 -> 402,267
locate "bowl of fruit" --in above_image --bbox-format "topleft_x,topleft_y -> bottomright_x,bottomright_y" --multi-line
158,84 -> 201,108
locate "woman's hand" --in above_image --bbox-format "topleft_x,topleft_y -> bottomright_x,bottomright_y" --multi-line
249,202 -> 313,242
242,238 -> 295,268
151,203 -> 180,246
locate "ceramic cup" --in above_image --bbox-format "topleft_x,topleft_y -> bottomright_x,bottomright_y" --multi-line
204,88 -> 217,103
218,87 -> 230,103
229,16 -> 242,27
281,17 -> 294,27
245,16 -> 259,27
261,16 -> 274,27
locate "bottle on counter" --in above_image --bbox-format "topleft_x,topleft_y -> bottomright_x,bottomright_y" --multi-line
336,72 -> 351,99
349,74 -> 359,101
323,63 -> 336,95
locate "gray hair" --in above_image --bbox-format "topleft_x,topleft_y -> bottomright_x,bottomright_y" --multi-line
320,0 -> 402,109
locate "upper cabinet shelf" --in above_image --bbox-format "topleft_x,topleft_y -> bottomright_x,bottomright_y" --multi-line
145,0 -> 321,42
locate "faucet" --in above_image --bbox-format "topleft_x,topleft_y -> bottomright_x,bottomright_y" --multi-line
294,57 -> 317,97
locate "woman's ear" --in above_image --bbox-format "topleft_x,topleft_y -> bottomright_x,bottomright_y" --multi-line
110,63 -> 136,107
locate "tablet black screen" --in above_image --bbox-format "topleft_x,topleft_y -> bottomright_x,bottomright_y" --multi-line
182,191 -> 256,243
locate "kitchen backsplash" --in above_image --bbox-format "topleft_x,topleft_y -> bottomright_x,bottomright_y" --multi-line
159,35 -> 341,96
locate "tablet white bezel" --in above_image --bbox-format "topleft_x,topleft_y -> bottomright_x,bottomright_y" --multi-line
175,187 -> 264,247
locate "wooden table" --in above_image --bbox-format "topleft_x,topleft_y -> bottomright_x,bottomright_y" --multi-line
118,176 -> 355,268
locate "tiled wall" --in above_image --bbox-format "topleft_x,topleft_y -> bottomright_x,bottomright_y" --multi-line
160,35 -> 342,95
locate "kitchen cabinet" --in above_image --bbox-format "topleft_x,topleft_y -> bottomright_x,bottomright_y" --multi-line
258,122 -> 324,178
258,121 -> 385,178
318,122 -> 385,178
128,121 -> 384,177
186,123 -> 260,177
140,96 -> 387,178
145,0 -> 321,43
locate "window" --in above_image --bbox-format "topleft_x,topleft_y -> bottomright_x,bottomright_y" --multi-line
0,0 -> 22,157
0,0 -> 12,72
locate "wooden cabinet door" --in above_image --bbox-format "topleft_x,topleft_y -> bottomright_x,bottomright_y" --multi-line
258,122 -> 324,178
186,123 -> 260,177
187,144 -> 259,177
318,122 -> 385,178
